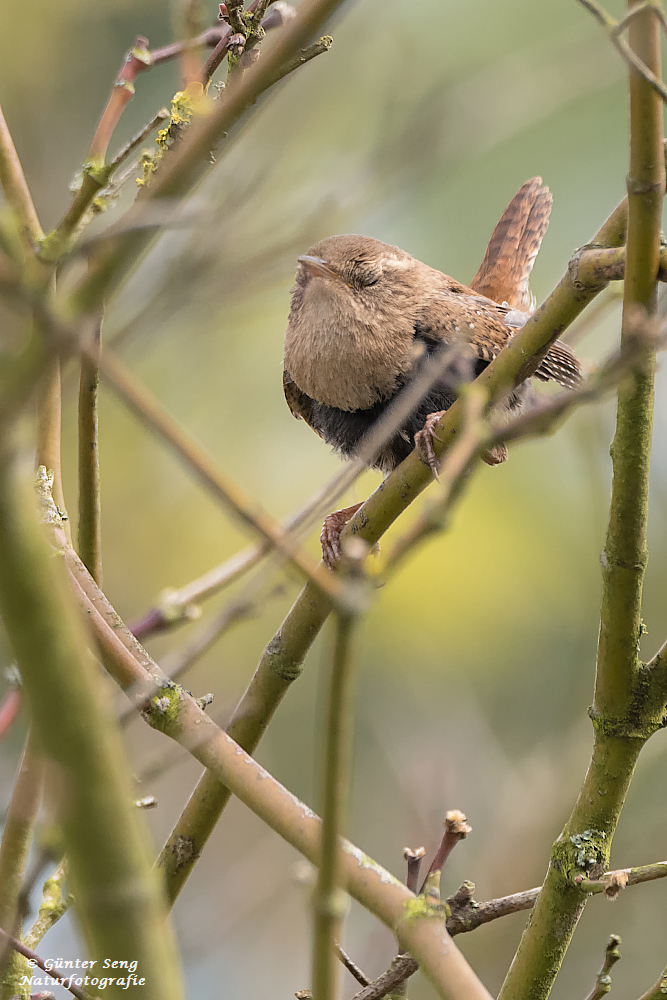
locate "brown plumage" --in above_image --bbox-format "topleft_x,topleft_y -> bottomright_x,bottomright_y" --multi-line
282,178 -> 582,564
470,177 -> 553,311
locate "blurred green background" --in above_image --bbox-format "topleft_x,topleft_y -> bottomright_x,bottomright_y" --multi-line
2,0 -> 667,997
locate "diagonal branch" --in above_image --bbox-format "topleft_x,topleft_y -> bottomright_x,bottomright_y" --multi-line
96,349 -> 344,604
0,102 -> 43,245
578,0 -> 667,104
57,523 -> 491,1000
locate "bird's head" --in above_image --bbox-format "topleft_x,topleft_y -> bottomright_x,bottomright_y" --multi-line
295,234 -> 416,302
285,235 -> 426,411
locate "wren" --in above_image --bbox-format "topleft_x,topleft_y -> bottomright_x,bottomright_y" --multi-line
283,178 -> 582,566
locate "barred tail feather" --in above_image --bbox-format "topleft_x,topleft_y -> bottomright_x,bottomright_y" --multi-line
535,340 -> 583,389
470,177 -> 552,313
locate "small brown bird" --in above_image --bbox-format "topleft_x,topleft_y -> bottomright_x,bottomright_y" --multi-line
283,178 -> 582,565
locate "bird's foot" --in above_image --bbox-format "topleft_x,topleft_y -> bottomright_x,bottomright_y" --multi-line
414,411 -> 447,479
320,503 -> 364,569
481,443 -> 508,466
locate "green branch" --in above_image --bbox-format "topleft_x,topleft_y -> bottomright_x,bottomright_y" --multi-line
62,524 -> 490,1000
0,732 -> 44,1000
0,102 -> 43,246
96,349 -> 343,604
312,609 -> 359,1000
154,180 -> 645,905
67,0 -> 348,316
498,7 -> 665,998
77,318 -> 103,584
0,458 -> 184,1000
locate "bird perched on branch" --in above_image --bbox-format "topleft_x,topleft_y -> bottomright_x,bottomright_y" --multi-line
283,177 -> 582,566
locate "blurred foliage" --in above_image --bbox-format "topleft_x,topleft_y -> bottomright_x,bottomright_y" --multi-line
1,0 -> 667,998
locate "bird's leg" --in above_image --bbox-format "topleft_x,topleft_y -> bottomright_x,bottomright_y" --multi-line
415,411 -> 509,475
414,411 -> 447,479
320,502 -> 364,568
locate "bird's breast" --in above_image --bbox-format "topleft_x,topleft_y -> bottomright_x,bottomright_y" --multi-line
284,280 -> 416,411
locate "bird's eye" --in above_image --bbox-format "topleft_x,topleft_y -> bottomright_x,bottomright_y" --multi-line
349,261 -> 382,287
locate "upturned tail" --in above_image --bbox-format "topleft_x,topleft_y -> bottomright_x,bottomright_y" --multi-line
470,177 -> 552,312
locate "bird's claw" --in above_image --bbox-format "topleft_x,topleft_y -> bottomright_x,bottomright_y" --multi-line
320,503 -> 364,569
414,411 -> 447,480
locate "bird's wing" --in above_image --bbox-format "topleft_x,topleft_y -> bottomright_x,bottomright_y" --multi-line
283,370 -> 318,426
469,177 -> 552,312
417,287 -> 582,389
415,285 -> 513,361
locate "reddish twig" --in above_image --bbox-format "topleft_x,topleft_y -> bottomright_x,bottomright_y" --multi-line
404,846 -> 426,894
0,687 -> 21,740
419,811 -> 472,894
89,37 -> 153,162
0,926 -> 94,1000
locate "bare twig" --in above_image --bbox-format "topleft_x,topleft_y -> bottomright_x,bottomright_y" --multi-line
131,338 -> 470,638
23,857 -> 71,950
334,942 -> 370,988
96,348 -> 344,605
403,847 -> 426,895
77,315 -> 102,585
419,811 -> 472,894
46,489 -> 489,1000
583,935 -> 621,1000
107,108 -> 171,172
578,0 -> 667,104
0,926 -> 94,1000
0,731 -> 44,989
0,101 -> 43,244
312,606 -> 361,1000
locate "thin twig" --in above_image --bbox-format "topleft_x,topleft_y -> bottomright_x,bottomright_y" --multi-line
131,337 -> 470,638
578,0 -> 667,104
0,101 -> 43,244
312,606 -> 360,1000
352,860 -> 667,999
77,315 -> 103,585
583,935 -> 621,1000
68,0 -> 349,315
419,812 -> 472,894
44,487 -> 488,1000
23,857 -> 71,950
334,942 -> 370,988
0,926 -> 94,1000
107,108 -> 171,172
0,731 -> 44,984
96,348 -> 344,605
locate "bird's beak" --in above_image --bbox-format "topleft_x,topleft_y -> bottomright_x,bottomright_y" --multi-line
297,255 -> 342,281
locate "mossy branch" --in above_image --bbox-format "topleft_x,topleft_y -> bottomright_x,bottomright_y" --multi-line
152,177 -> 653,905
67,0 -> 349,316
60,520 -> 489,1000
0,732 -> 44,1000
498,8 -> 665,999
0,457 -> 184,1000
